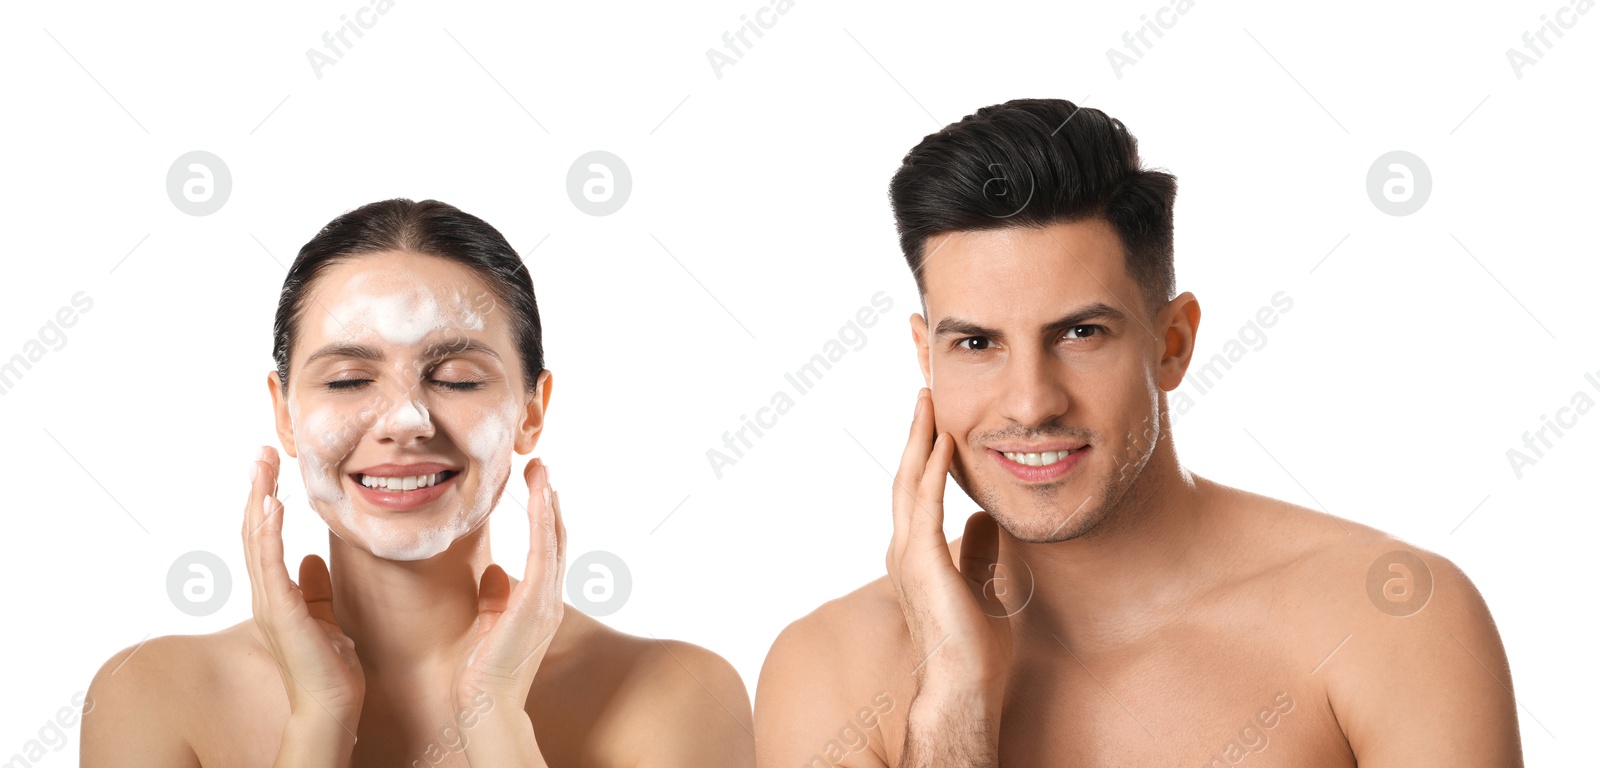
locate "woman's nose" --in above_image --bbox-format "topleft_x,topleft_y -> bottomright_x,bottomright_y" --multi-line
374,395 -> 435,444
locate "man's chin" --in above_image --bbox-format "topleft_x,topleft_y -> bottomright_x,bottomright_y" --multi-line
985,500 -> 1102,544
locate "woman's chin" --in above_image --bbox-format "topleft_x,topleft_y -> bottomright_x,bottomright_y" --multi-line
316,500 -> 494,562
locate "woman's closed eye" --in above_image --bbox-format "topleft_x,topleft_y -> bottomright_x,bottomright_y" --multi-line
325,378 -> 485,392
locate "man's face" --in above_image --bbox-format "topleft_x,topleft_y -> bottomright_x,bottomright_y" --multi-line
912,217 -> 1180,543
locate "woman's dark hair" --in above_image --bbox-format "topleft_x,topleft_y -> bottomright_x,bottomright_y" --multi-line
888,98 -> 1178,317
272,198 -> 544,394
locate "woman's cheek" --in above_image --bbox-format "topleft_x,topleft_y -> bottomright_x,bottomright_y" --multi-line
465,399 -> 521,518
292,401 -> 359,507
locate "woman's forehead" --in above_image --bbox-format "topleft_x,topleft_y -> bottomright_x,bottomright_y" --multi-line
300,252 -> 507,352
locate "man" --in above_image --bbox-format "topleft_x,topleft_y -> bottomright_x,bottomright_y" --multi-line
754,99 -> 1522,766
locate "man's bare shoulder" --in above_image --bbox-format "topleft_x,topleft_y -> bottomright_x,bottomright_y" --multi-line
1210,481 -> 1521,763
762,571 -> 915,684
1210,481 -> 1485,618
756,569 -> 928,767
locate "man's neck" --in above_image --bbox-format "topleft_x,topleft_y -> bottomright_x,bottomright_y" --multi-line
1000,439 -> 1220,648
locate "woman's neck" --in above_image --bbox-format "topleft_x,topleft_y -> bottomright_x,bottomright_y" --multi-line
326,525 -> 493,678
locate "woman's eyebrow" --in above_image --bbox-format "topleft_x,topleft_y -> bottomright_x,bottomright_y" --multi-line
421,338 -> 501,361
304,339 -> 501,365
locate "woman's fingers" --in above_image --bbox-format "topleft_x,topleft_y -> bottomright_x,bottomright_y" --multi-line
242,446 -> 294,615
477,564 -> 511,619
299,554 -> 337,627
244,447 -> 275,617
258,494 -> 292,599
500,459 -> 564,640
523,460 -> 563,595
543,478 -> 567,601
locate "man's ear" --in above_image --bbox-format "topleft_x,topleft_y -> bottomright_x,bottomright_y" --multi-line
267,370 -> 298,459
1156,292 -> 1201,392
513,369 -> 553,455
909,312 -> 932,388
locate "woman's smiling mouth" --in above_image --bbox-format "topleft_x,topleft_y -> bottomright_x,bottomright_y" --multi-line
356,470 -> 457,491
348,463 -> 463,511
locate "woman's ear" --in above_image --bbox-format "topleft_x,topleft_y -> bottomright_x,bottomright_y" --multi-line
267,370 -> 298,459
513,369 -> 553,455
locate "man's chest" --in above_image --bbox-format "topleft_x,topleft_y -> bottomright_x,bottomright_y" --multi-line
988,631 -> 1355,766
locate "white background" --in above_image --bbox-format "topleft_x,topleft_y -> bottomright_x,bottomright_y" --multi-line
1,0 -> 1594,764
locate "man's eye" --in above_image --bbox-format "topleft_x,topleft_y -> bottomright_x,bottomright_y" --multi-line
956,337 -> 992,353
1065,325 -> 1101,340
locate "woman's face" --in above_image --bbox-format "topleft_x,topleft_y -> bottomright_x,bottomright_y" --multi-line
270,250 -> 548,560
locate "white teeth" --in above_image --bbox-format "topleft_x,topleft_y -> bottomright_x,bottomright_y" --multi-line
359,472 -> 447,491
1001,450 -> 1076,466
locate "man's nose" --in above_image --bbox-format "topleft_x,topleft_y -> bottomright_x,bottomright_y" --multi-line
999,352 -> 1071,426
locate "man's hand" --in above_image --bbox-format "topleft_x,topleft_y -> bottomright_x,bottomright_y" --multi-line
886,388 -> 1011,766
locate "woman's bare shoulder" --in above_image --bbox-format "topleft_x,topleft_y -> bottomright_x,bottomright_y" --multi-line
536,607 -> 754,765
82,620 -> 269,766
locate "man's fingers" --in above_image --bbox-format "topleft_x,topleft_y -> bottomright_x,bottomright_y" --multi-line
891,388 -> 936,552
299,554 -> 337,626
908,431 -> 954,548
895,388 -> 937,482
959,511 -> 1004,611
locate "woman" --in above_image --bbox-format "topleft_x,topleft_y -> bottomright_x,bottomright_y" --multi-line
82,199 -> 755,766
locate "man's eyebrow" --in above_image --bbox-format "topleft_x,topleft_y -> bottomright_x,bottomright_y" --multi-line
933,302 -> 1129,342
303,339 -> 502,365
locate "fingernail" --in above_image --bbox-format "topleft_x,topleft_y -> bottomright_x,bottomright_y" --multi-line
542,485 -> 552,507
529,458 -> 548,485
248,460 -> 259,484
258,445 -> 271,462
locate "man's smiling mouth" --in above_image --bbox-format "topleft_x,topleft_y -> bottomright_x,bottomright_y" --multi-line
999,449 -> 1081,467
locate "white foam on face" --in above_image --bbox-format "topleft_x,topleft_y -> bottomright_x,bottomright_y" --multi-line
287,269 -> 520,561
465,397 -> 523,541
324,272 -> 486,348
389,398 -> 430,434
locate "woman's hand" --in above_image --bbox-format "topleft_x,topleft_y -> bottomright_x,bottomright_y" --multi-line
449,457 -> 566,762
243,446 -> 365,756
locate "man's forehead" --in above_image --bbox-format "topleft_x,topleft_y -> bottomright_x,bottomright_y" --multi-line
921,221 -> 1133,318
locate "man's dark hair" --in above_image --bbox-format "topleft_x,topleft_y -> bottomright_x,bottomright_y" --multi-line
888,98 -> 1177,317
